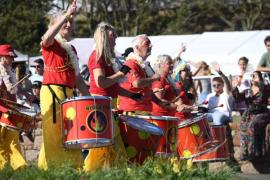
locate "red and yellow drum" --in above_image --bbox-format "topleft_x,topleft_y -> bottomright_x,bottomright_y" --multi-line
177,114 -> 216,159
193,125 -> 229,162
0,104 -> 34,131
118,115 -> 164,164
136,115 -> 179,157
61,96 -> 113,149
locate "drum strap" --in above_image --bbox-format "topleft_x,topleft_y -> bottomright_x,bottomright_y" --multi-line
47,85 -> 67,123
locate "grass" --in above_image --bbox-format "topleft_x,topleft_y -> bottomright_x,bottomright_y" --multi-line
0,158 -> 238,180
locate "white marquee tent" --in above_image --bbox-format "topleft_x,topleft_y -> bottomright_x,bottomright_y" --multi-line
29,30 -> 269,75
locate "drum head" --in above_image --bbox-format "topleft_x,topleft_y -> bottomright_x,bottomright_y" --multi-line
61,96 -> 112,104
119,115 -> 164,136
136,115 -> 178,121
178,114 -> 207,128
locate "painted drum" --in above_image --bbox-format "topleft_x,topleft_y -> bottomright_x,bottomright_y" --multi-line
193,125 -> 229,162
136,115 -> 179,157
118,115 -> 164,164
0,104 -> 34,131
61,96 -> 113,149
177,114 -> 217,159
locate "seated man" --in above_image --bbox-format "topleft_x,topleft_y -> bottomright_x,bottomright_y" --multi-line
206,62 -> 233,125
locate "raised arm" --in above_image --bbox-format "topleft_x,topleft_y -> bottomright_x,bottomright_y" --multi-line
211,61 -> 232,94
41,0 -> 77,47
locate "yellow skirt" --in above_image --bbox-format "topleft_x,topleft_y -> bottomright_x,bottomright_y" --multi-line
38,85 -> 82,170
0,126 -> 27,170
83,97 -> 127,172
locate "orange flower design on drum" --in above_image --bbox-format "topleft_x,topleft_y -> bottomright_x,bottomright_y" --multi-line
190,124 -> 200,135
66,107 -> 76,120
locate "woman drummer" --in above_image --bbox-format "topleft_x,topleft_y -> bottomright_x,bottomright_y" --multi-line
84,22 -> 132,172
0,44 -> 27,170
151,54 -> 180,116
38,0 -> 89,170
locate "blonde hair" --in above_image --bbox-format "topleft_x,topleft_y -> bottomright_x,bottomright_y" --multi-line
48,11 -> 65,28
94,22 -> 115,65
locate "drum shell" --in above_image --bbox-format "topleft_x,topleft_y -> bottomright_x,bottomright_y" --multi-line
193,125 -> 229,162
0,111 -> 33,131
136,115 -> 178,157
177,114 -> 214,159
118,115 -> 164,164
61,96 -> 113,149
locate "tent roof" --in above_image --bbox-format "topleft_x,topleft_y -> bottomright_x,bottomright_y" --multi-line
14,50 -> 28,62
65,30 -> 270,75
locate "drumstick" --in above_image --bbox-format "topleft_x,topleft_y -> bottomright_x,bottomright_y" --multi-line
208,104 -> 224,111
11,74 -> 31,89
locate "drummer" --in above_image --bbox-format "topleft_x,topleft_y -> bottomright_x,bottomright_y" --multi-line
118,34 -> 161,115
84,22 -> 133,172
174,64 -> 197,121
38,0 -> 90,170
0,44 -> 27,170
150,54 -> 179,116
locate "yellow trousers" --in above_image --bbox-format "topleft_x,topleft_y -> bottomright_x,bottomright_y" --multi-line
38,85 -> 82,170
83,97 -> 127,172
0,126 -> 27,170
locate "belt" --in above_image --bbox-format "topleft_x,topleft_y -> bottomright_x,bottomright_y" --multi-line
46,85 -> 68,123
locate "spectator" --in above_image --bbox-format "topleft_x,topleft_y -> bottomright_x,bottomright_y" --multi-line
256,35 -> 270,76
206,62 -> 233,125
192,61 -> 212,104
232,57 -> 251,114
238,71 -> 270,160
29,58 -> 44,82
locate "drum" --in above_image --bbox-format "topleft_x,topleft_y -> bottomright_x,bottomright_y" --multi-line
0,106 -> 34,132
61,96 -> 113,149
118,115 -> 164,164
193,125 -> 229,162
136,115 -> 179,157
177,114 -> 217,159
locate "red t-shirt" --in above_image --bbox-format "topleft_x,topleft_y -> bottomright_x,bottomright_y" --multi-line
174,82 -> 192,121
42,40 -> 76,88
119,59 -> 152,112
88,50 -> 119,98
151,78 -> 175,116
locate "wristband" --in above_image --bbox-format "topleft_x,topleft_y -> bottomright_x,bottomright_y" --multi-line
120,65 -> 131,75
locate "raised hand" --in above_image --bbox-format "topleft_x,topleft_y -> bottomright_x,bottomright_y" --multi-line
211,61 -> 221,72
66,0 -> 77,17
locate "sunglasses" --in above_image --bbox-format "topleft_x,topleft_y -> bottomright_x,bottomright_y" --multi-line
213,83 -> 222,88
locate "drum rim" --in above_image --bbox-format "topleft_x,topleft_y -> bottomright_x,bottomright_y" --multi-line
179,140 -> 219,160
0,122 -> 20,131
119,115 -> 164,136
177,114 -> 208,128
193,140 -> 229,162
135,115 -> 179,121
61,96 -> 112,104
64,138 -> 114,149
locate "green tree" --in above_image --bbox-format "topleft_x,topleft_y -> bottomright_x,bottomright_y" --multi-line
0,0 -> 52,55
